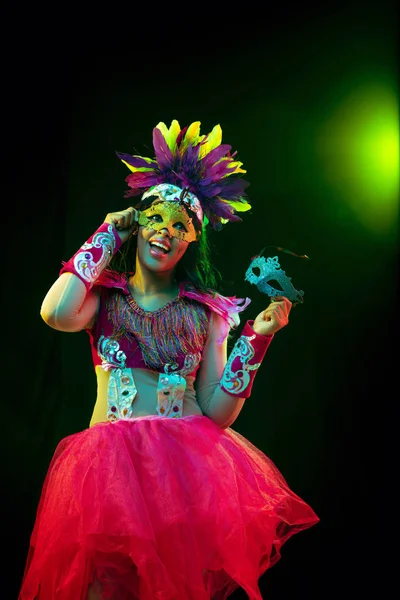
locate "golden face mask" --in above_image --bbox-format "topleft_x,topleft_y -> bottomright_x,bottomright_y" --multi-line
138,201 -> 199,243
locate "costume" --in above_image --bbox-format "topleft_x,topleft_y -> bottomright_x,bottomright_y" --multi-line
19,121 -> 319,600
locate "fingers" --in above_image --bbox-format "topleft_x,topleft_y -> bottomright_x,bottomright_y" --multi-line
262,296 -> 291,325
262,306 -> 286,326
105,207 -> 139,231
270,295 -> 292,313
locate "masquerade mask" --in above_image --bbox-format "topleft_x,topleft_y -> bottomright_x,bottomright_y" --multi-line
138,201 -> 198,243
142,183 -> 203,223
245,250 -> 306,303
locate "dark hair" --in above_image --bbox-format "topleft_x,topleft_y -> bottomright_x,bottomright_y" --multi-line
109,207 -> 222,294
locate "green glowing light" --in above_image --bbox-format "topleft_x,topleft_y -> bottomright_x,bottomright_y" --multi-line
318,81 -> 399,236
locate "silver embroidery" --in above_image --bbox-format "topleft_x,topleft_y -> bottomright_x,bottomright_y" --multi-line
73,225 -> 116,286
157,353 -> 201,418
98,335 -> 202,421
98,336 -> 126,370
220,335 -> 261,395
97,335 -> 137,421
180,353 -> 201,376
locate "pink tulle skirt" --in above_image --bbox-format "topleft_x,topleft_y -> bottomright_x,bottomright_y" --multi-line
19,415 -> 319,600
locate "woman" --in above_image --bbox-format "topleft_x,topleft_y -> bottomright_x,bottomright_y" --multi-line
19,120 -> 319,600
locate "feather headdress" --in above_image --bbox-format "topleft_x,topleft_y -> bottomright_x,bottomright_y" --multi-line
116,120 -> 251,230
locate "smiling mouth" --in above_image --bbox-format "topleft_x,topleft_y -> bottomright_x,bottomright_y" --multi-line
149,242 -> 170,257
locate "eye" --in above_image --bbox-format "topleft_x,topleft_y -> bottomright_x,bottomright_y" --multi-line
149,214 -> 162,222
174,221 -> 187,232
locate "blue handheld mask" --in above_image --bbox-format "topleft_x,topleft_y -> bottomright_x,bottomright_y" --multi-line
245,251 -> 306,303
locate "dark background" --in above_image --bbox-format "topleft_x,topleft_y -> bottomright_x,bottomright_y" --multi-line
4,3 -> 398,598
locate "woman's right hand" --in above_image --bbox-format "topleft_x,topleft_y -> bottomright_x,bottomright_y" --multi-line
104,207 -> 139,244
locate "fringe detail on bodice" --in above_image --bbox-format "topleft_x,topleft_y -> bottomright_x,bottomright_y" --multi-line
105,291 -> 210,371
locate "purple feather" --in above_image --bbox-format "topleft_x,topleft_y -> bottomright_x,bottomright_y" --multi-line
178,174 -> 197,191
218,178 -> 250,197
152,129 -> 174,172
118,121 -> 251,231
126,172 -> 160,190
203,162 -> 237,182
207,202 -> 235,218
200,144 -> 232,169
116,152 -> 158,170
179,143 -> 201,174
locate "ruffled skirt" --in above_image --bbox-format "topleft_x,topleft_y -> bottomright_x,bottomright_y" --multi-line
19,415 -> 319,600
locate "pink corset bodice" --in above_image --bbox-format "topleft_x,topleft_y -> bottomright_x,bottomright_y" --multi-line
86,271 -> 251,379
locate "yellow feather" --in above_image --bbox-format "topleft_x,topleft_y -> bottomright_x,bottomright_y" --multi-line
121,157 -> 154,173
221,199 -> 252,212
180,121 -> 202,153
227,161 -> 247,175
155,121 -> 169,141
156,121 -> 180,152
211,157 -> 247,176
184,121 -> 201,143
168,120 -> 181,148
199,124 -> 222,159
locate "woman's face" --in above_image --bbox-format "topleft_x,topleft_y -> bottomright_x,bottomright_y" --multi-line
136,212 -> 190,273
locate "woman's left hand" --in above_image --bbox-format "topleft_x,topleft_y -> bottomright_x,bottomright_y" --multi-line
252,296 -> 293,336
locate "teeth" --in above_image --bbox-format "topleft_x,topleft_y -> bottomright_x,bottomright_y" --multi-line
150,241 -> 169,252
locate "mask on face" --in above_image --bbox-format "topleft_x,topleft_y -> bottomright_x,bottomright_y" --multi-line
138,201 -> 199,243
142,183 -> 203,223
